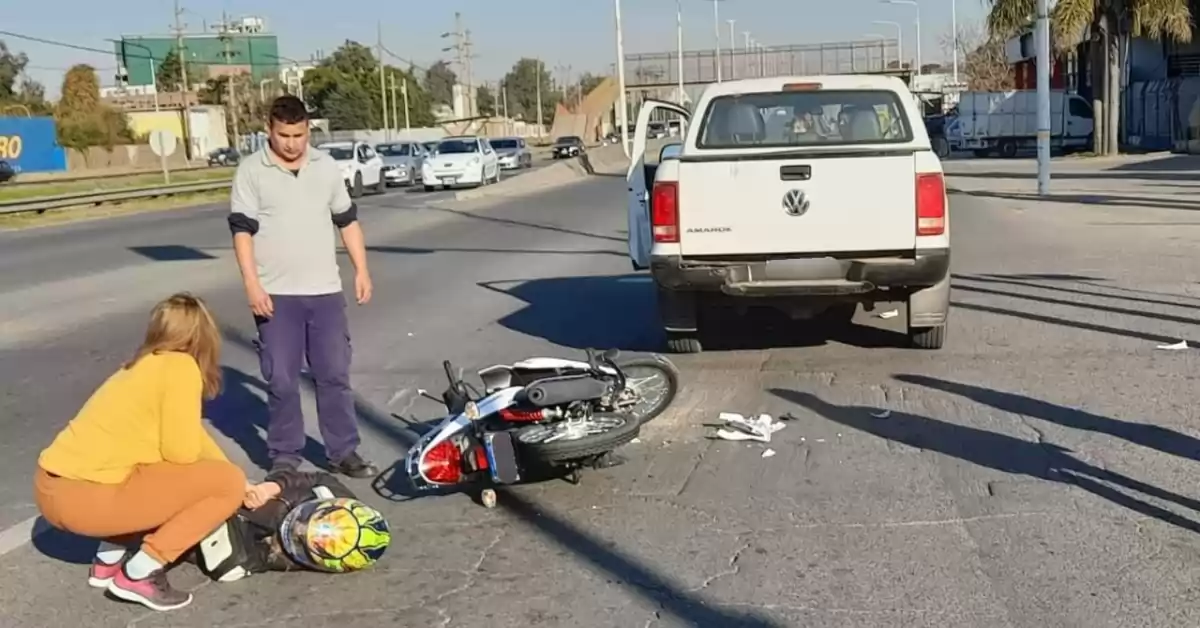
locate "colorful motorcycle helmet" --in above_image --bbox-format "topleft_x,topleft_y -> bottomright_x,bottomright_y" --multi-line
277,497 -> 391,573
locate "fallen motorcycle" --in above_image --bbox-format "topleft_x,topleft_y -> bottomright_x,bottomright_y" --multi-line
476,350 -> 679,426
404,349 -> 675,507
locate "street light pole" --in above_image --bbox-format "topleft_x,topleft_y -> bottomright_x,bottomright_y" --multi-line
873,20 -> 903,70
1035,0 -> 1050,193
614,0 -> 630,157
951,0 -> 959,83
727,19 -> 737,79
711,0 -> 722,82
676,0 -> 685,103
883,0 -> 922,75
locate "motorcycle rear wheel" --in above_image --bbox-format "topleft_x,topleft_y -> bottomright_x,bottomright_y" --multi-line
513,412 -> 640,464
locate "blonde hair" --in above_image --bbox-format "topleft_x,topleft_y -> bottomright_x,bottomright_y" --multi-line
125,292 -> 223,399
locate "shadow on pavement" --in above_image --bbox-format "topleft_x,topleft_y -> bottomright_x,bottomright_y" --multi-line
897,374 -> 1200,464
951,188 -> 1200,212
205,366 -> 328,471
771,388 -> 1200,534
129,245 -> 217,261
497,489 -> 783,627
478,274 -> 665,352
951,299 -> 1198,346
953,273 -> 1200,310
368,244 -> 623,257
31,517 -> 96,565
422,203 -> 625,244
952,281 -> 1200,327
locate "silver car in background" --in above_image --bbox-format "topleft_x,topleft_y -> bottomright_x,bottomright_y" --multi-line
489,137 -> 532,170
375,141 -> 427,186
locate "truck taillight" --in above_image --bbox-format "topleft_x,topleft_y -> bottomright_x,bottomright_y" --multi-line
915,172 -> 946,236
651,181 -> 679,243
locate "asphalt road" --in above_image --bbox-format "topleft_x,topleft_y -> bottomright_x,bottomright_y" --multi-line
4,162 -> 1200,627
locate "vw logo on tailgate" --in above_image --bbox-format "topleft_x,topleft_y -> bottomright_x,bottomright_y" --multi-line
782,189 -> 810,216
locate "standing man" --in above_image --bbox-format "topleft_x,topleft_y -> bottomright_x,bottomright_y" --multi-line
227,95 -> 378,479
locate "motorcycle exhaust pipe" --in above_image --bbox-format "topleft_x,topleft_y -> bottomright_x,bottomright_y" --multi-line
524,376 -> 612,407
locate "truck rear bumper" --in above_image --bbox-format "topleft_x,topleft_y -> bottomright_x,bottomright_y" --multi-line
651,249 -> 950,296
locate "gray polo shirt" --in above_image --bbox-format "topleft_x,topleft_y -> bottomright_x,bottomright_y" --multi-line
228,146 -> 356,296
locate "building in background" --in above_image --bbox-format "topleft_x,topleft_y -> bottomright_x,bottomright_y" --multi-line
111,16 -> 280,92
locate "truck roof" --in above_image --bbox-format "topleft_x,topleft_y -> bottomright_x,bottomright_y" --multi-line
699,74 -> 912,98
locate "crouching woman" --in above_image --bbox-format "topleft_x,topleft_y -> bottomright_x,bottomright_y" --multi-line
33,293 -> 260,612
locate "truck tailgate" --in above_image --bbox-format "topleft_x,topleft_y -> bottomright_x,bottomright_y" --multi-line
677,153 -> 917,256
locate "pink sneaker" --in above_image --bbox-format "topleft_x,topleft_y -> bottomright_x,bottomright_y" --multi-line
106,566 -> 192,611
87,558 -> 125,589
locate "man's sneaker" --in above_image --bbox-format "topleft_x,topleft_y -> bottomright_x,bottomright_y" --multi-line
329,452 -> 379,479
87,557 -> 125,589
106,567 -> 192,612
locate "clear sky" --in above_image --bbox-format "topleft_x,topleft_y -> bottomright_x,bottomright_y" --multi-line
9,0 -> 986,97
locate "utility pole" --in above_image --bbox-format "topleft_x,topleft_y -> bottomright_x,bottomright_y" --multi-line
1035,0 -> 1050,193
172,0 -> 193,160
501,80 -> 510,135
442,13 -> 475,118
401,78 -> 411,131
218,12 -> 240,149
390,73 -> 399,135
727,19 -> 737,80
377,22 -> 389,137
535,58 -> 544,139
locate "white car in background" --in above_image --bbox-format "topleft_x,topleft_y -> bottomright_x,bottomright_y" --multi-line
421,136 -> 501,191
316,141 -> 385,197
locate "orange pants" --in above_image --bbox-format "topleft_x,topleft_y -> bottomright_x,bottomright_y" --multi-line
34,461 -> 245,563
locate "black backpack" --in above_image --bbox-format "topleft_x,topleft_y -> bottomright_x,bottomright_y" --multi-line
195,470 -> 356,581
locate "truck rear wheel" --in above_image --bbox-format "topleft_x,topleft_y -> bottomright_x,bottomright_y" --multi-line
666,332 -> 703,354
999,140 -> 1018,158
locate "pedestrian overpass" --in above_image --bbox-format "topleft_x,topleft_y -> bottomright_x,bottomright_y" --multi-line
623,39 -> 901,89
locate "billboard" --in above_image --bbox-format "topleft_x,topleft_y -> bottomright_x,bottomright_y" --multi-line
0,117 -> 68,173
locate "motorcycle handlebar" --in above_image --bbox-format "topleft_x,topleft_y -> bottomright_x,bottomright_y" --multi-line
443,360 -> 458,388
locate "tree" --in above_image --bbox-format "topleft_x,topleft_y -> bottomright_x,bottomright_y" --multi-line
155,48 -> 206,92
986,0 -> 1191,155
0,40 -> 29,101
476,85 -> 496,116
424,60 -> 457,106
577,72 -> 607,97
324,81 -> 374,130
300,41 -> 436,130
198,73 -> 265,139
941,24 -> 1015,91
56,64 -> 133,153
501,58 -> 560,126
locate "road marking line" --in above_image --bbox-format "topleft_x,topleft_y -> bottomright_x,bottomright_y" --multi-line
0,515 -> 41,558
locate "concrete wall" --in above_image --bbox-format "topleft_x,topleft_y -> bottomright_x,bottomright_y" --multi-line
65,143 -> 189,170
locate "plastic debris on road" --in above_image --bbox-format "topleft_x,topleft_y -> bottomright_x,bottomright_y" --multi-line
1156,340 -> 1189,351
877,309 -> 900,319
714,412 -> 787,443
870,409 -> 892,418
761,448 -> 776,458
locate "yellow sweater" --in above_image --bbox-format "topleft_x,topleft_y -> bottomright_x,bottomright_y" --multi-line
38,351 -> 229,484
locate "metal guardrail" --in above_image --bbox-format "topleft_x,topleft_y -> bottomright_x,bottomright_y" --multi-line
4,164 -> 231,188
0,180 -> 231,215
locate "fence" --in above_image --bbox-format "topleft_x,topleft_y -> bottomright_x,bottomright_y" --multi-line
624,40 -> 900,87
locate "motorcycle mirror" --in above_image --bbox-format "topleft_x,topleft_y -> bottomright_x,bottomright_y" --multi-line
602,348 -> 620,362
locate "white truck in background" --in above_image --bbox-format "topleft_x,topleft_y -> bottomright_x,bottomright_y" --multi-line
951,90 -> 1095,158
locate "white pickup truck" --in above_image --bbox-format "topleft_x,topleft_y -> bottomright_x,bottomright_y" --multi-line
627,75 -> 951,353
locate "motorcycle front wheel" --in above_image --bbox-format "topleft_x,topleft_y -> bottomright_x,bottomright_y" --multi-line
614,354 -> 680,425
513,412 -> 640,464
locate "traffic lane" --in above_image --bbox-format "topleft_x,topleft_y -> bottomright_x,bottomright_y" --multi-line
9,186 -> 1200,625
0,174 -> 629,527
0,181 -> 452,295
0,174 -> 653,627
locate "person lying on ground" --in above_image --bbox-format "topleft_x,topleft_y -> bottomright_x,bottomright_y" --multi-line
195,468 -> 391,580
33,293 -> 276,612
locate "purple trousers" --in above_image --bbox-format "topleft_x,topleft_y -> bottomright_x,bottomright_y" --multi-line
254,292 -> 360,464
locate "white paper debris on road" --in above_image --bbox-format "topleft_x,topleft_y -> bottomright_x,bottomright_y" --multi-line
761,449 -> 776,458
870,409 -> 892,419
714,412 -> 787,443
1156,340 -> 1189,351
878,309 -> 900,319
